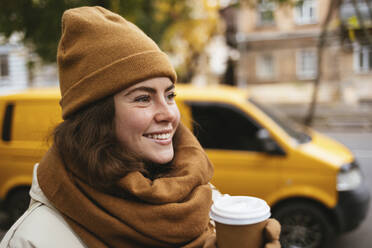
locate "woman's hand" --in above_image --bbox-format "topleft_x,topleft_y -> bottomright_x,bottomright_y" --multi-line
264,218 -> 281,248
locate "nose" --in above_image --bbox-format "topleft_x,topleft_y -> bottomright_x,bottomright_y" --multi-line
154,100 -> 177,123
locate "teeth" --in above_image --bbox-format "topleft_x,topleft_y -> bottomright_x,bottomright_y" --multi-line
146,133 -> 171,140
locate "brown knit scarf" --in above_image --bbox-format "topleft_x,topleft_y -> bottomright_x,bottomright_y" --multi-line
37,124 -> 215,248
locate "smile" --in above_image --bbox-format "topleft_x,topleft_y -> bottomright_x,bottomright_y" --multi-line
143,132 -> 172,140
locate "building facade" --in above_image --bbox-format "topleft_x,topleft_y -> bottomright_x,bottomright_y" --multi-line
235,0 -> 372,103
0,34 -> 58,94
339,0 -> 372,103
0,36 -> 29,93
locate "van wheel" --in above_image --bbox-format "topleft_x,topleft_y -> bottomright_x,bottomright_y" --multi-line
6,189 -> 30,223
273,201 -> 335,248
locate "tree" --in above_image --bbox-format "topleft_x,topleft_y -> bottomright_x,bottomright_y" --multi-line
0,0 -> 106,63
350,0 -> 372,45
306,0 -> 372,126
304,0 -> 342,126
0,0 -> 219,82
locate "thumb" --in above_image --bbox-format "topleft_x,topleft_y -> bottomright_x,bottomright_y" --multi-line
264,240 -> 281,248
264,218 -> 281,241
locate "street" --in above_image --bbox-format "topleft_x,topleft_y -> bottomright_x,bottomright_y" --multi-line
326,132 -> 372,248
0,132 -> 371,247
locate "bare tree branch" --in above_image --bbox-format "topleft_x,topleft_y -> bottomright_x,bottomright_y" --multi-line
351,0 -> 372,45
304,0 -> 342,126
363,0 -> 372,20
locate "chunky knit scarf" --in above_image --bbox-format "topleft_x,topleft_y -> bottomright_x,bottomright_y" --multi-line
37,124 -> 215,247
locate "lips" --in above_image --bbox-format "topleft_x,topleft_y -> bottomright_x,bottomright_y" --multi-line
144,132 -> 171,140
143,130 -> 173,140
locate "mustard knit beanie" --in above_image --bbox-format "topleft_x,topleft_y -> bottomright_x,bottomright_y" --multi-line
57,6 -> 177,119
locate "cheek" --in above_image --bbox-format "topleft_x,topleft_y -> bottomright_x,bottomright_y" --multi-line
173,105 -> 181,126
115,116 -> 130,145
115,109 -> 151,140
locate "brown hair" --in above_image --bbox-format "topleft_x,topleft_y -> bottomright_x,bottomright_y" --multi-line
53,95 -> 172,193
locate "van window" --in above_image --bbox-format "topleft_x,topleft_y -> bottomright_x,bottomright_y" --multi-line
189,102 -> 263,151
2,103 -> 14,141
249,99 -> 311,144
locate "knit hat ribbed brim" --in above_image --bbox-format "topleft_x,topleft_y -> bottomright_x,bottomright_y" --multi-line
57,6 -> 177,119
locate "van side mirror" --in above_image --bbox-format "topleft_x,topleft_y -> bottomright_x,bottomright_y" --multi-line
256,129 -> 285,155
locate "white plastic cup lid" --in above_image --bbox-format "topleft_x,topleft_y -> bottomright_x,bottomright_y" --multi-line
210,195 -> 271,225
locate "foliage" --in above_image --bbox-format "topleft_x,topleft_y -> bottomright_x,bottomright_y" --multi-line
240,0 -> 297,8
0,0 -> 219,81
160,0 -> 219,81
0,0 -> 104,62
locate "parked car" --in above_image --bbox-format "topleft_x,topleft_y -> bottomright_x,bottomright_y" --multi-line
0,85 -> 369,248
0,88 -> 61,223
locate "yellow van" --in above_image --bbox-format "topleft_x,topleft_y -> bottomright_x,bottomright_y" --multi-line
0,85 -> 369,248
0,88 -> 61,223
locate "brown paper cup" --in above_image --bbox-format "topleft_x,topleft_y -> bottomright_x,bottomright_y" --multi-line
210,195 -> 271,248
215,219 -> 268,248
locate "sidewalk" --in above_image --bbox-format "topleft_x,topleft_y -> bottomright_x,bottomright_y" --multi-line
271,102 -> 372,132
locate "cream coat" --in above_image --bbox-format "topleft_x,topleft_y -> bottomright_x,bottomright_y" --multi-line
0,164 -> 87,248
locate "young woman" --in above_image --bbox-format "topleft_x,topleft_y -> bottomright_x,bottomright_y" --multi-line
0,6 -> 280,248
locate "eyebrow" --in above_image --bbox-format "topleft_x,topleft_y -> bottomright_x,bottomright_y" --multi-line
124,84 -> 174,96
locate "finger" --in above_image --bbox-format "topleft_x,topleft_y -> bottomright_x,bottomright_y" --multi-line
264,218 -> 281,241
264,240 -> 281,248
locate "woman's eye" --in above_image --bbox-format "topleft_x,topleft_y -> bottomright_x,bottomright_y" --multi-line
167,92 -> 176,101
134,95 -> 150,102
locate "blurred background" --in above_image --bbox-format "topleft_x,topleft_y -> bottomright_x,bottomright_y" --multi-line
1,0 -> 372,129
0,0 -> 372,130
0,0 -> 371,247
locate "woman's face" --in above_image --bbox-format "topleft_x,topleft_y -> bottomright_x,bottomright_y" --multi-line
114,77 -> 180,164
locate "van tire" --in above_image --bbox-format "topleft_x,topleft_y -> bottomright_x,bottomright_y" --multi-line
6,188 -> 30,224
272,201 -> 335,248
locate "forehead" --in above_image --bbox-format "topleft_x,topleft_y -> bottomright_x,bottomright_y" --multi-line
125,77 -> 173,93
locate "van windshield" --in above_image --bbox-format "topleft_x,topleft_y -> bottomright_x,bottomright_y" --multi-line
249,99 -> 312,144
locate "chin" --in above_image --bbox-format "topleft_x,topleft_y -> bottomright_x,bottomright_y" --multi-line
148,151 -> 174,165
153,156 -> 173,165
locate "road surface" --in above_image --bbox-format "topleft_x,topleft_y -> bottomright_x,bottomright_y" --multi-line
327,132 -> 372,248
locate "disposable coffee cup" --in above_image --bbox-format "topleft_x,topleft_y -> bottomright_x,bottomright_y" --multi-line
210,195 -> 271,248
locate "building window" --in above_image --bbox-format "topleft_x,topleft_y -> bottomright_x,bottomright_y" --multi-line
294,0 -> 317,25
354,44 -> 372,73
0,54 -> 9,78
296,49 -> 317,79
257,0 -> 275,26
256,54 -> 275,79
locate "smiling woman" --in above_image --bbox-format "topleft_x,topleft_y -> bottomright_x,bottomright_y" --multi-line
0,6 -> 281,248
114,77 -> 180,165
